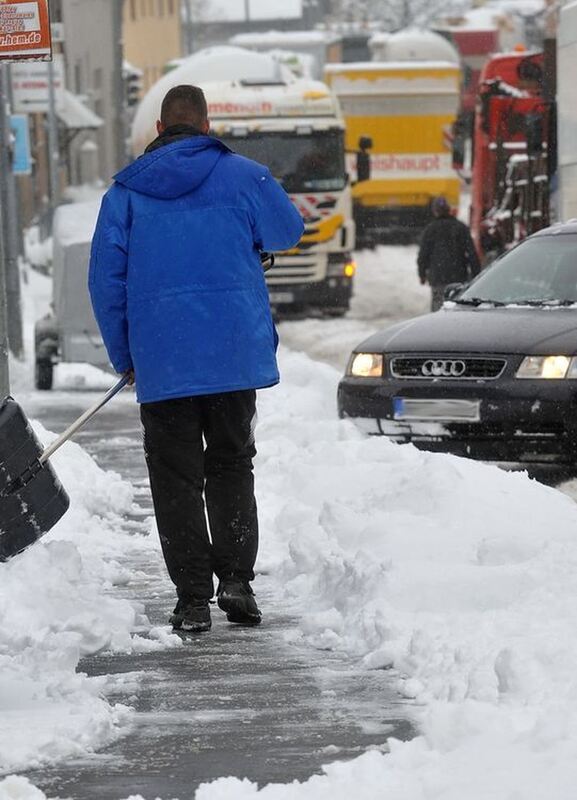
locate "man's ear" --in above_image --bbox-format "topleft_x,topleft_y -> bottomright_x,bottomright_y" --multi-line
201,118 -> 210,135
156,120 -> 164,135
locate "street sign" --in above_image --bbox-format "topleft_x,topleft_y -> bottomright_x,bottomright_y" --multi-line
9,113 -> 31,174
11,52 -> 63,112
0,0 -> 52,62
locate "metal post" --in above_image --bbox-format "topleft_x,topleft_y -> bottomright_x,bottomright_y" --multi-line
244,0 -> 250,22
112,0 -> 126,170
46,56 -> 59,212
5,67 -> 24,258
184,0 -> 193,56
0,69 -> 10,398
0,65 -> 24,359
543,0 -> 557,102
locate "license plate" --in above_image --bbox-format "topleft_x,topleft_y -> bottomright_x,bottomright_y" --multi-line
393,398 -> 480,422
269,291 -> 295,304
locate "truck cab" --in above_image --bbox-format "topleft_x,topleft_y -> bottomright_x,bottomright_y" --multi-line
470,51 -> 552,262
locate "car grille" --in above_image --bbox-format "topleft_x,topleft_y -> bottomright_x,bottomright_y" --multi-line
390,357 -> 507,380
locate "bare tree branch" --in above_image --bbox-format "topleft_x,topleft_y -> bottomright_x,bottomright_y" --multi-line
337,0 -> 469,29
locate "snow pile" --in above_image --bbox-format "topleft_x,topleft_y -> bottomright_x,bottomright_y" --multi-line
0,425 -> 174,775
0,776 -> 52,800
23,228 -> 52,272
196,348 -> 577,798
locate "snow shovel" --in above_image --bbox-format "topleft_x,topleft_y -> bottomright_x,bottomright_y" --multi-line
0,374 -> 130,562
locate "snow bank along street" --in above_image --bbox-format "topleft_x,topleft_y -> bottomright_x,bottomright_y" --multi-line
0,418 -> 179,776
4,318 -> 577,796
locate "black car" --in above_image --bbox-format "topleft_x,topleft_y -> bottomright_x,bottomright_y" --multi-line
338,222 -> 577,466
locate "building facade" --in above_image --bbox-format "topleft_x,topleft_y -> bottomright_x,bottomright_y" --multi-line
59,0 -> 125,181
123,0 -> 182,93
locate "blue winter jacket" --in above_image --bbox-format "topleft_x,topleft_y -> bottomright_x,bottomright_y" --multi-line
88,135 -> 304,403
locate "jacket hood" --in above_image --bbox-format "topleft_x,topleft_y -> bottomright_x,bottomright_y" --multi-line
113,135 -> 230,199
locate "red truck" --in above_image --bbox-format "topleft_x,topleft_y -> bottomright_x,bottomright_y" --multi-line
469,51 -> 553,262
435,26 -> 500,128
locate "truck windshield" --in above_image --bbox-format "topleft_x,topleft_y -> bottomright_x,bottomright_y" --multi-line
218,130 -> 346,193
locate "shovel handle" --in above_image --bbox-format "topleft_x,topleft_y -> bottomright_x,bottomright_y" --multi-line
39,374 -> 130,465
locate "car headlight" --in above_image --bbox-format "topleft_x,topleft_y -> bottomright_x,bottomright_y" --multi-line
516,356 -> 573,379
349,353 -> 384,377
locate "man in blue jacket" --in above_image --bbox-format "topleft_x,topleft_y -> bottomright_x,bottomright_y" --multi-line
89,85 -> 304,633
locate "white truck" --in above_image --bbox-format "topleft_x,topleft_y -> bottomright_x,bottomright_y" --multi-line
557,1 -> 577,221
131,48 -> 356,316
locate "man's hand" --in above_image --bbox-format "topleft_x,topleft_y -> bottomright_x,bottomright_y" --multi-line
420,276 -> 427,286
123,369 -> 135,386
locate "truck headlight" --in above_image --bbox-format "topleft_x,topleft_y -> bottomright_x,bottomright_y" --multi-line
349,353 -> 383,377
344,259 -> 356,278
327,254 -> 357,278
516,356 -> 571,379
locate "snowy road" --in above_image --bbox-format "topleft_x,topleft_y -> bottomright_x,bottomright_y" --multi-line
18,392 -> 413,799
278,245 -> 430,372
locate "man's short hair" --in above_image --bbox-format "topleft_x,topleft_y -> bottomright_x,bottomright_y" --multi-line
160,85 -> 208,129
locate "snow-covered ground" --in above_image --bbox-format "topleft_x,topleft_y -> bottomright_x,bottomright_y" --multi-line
0,419 -> 178,778
4,242 -> 577,798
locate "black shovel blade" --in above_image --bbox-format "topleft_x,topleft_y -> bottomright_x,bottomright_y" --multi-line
0,398 -> 70,562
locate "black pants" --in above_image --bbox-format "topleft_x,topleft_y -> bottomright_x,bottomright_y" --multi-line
140,390 -> 258,603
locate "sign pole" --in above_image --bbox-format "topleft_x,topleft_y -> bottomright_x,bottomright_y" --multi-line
0,64 -> 24,359
184,0 -> 193,56
46,55 -> 59,212
0,67 -> 10,399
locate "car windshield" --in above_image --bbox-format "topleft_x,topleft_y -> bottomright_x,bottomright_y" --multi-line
459,234 -> 577,305
218,130 -> 346,193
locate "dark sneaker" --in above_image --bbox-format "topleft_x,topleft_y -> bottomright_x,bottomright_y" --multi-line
217,579 -> 262,625
170,599 -> 211,633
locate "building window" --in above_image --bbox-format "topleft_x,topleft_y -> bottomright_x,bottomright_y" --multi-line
149,0 -> 154,15
141,0 -> 146,16
168,0 -> 174,13
158,0 -> 164,16
130,0 -> 136,20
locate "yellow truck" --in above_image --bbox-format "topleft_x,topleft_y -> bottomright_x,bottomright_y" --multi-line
324,60 -> 461,247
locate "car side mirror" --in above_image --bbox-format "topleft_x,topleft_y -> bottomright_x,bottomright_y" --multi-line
356,136 -> 372,183
444,282 -> 465,300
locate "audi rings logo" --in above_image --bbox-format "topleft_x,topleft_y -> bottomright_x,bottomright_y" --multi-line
421,359 -> 467,378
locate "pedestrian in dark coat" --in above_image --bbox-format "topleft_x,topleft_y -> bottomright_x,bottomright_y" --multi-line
418,197 -> 481,311
89,85 -> 304,633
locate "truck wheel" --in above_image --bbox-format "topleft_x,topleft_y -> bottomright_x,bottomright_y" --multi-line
324,308 -> 348,318
35,359 -> 54,390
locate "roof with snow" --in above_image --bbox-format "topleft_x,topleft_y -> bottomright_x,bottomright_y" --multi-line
230,30 -> 342,47
369,28 -> 460,64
